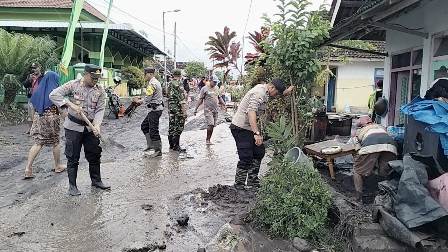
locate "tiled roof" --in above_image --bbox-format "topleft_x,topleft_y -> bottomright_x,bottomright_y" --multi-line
0,0 -> 107,21
331,40 -> 385,59
319,40 -> 386,60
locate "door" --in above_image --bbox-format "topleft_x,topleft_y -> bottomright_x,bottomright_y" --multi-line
327,76 -> 336,112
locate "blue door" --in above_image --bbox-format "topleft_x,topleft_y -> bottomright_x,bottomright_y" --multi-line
327,76 -> 336,112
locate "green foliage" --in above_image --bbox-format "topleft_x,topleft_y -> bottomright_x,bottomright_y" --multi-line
0,103 -> 27,126
185,61 -> 207,79
252,158 -> 332,240
265,116 -> 295,154
121,66 -> 145,89
0,29 -> 58,107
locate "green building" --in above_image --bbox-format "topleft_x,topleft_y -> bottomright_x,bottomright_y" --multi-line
0,0 -> 164,99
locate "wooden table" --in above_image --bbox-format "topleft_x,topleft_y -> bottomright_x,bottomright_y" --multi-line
304,139 -> 356,179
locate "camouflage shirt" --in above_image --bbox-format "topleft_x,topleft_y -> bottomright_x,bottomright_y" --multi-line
168,79 -> 186,115
49,78 -> 106,132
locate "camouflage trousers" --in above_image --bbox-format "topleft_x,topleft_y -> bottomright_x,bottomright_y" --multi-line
230,125 -> 265,186
168,113 -> 185,136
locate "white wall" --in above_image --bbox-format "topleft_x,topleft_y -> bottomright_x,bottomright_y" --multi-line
382,0 -> 448,125
334,60 -> 384,113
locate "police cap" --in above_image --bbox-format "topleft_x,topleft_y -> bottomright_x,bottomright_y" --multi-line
144,67 -> 156,74
84,64 -> 102,78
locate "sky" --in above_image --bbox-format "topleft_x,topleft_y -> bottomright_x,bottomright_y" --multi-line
88,0 -> 328,68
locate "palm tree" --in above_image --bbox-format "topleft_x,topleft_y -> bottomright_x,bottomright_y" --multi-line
205,26 -> 241,85
0,29 -> 57,107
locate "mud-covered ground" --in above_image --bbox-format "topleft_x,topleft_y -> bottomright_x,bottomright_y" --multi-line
0,94 -> 298,252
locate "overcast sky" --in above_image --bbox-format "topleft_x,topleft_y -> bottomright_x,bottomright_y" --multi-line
88,0 -> 328,67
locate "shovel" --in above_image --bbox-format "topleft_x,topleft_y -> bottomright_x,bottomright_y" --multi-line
78,112 -> 125,149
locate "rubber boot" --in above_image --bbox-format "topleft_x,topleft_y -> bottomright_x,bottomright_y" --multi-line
247,159 -> 261,188
67,165 -> 81,196
168,135 -> 174,150
172,135 -> 186,152
147,140 -> 162,158
144,133 -> 153,151
90,163 -> 111,190
234,162 -> 249,190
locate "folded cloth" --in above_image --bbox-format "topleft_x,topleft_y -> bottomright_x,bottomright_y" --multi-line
428,173 -> 448,211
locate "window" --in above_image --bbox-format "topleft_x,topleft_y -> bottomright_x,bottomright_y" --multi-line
389,48 -> 423,125
434,36 -> 448,57
392,52 -> 411,68
374,68 -> 384,84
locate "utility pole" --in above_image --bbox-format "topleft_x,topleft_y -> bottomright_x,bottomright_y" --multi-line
163,11 -> 166,83
174,22 -> 177,69
162,9 -> 181,81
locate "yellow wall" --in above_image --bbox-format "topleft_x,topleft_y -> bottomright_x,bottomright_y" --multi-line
334,61 -> 384,113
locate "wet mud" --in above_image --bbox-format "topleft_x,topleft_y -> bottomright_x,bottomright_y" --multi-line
0,94 -> 297,251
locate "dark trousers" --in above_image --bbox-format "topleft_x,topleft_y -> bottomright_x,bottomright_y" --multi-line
230,125 -> 265,185
65,128 -> 102,185
141,110 -> 163,141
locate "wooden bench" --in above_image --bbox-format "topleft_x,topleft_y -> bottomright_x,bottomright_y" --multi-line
304,139 -> 356,179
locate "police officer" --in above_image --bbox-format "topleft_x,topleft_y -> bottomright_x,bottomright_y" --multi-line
141,68 -> 164,158
230,79 -> 286,190
49,64 -> 110,196
168,69 -> 187,152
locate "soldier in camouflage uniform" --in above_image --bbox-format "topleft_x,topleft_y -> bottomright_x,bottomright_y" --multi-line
168,69 -> 187,152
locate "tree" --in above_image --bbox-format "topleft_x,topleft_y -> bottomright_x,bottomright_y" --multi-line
0,29 -> 58,107
264,0 -> 330,144
205,26 -> 241,85
184,61 -> 207,79
121,66 -> 145,91
245,26 -> 271,66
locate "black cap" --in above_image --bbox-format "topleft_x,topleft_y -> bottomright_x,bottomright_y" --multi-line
144,67 -> 155,74
271,78 -> 286,94
84,64 -> 102,77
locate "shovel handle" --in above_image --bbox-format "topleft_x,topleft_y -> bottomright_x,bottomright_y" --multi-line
78,112 -> 101,137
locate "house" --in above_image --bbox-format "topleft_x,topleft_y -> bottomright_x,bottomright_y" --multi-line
319,41 -> 385,113
0,0 -> 164,87
326,0 -> 448,126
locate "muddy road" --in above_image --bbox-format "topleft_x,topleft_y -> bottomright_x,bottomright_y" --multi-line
0,99 -> 296,252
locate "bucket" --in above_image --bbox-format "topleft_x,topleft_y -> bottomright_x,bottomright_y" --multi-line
285,147 -> 307,165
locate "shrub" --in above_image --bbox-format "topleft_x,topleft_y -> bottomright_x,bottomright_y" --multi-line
121,66 -> 145,90
252,158 -> 332,240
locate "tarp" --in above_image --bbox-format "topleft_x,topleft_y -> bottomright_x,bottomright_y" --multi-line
394,155 -> 448,228
373,155 -> 448,248
401,97 -> 448,155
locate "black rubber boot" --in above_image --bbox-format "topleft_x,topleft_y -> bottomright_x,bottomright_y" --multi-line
234,161 -> 249,190
67,165 -> 81,196
148,140 -> 162,158
172,135 -> 186,152
90,164 -> 111,190
144,133 -> 153,151
168,135 -> 174,150
247,159 -> 261,188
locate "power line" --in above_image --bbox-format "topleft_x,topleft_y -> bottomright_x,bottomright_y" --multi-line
241,0 -> 254,73
88,0 -> 201,61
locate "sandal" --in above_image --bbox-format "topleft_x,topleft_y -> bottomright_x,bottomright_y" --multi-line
54,165 -> 66,173
24,170 -> 34,180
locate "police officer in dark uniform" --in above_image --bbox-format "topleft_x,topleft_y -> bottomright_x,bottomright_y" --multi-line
49,64 -> 110,196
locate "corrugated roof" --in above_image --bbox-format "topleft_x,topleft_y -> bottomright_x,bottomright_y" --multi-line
0,0 -> 107,21
0,20 -> 165,55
